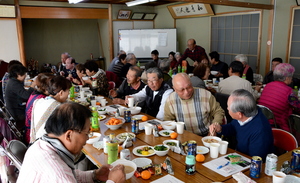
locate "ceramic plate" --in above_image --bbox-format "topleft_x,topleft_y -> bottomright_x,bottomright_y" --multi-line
159,130 -> 174,137
92,141 -> 103,150
285,175 -> 300,183
197,146 -> 209,154
132,115 -> 144,120
98,115 -> 106,120
132,145 -> 155,157
132,158 -> 152,167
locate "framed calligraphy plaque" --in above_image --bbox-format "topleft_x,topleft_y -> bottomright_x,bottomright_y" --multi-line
167,3 -> 214,19
117,10 -> 132,20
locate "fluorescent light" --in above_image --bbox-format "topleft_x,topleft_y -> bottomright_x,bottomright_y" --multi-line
126,0 -> 157,7
68,0 -> 83,4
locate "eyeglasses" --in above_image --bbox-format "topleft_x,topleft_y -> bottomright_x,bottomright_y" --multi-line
147,79 -> 159,83
73,129 -> 93,138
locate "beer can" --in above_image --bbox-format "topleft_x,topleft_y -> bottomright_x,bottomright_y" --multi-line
291,149 -> 300,171
250,156 -> 262,178
124,109 -> 131,123
120,149 -> 131,160
131,118 -> 139,134
187,140 -> 197,156
265,153 -> 277,176
103,135 -> 110,154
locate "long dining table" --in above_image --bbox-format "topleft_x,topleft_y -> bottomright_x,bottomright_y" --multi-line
82,97 -> 300,183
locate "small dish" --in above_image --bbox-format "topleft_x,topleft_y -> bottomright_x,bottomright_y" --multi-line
116,132 -> 136,142
93,141 -> 103,150
197,146 -> 209,154
132,115 -> 144,120
99,115 -> 106,120
132,158 -> 152,167
132,145 -> 155,157
159,130 -> 174,137
202,136 -> 222,147
86,132 -> 101,144
163,140 -> 179,151
211,71 -> 218,75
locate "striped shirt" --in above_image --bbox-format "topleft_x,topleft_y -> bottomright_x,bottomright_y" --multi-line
164,88 -> 224,136
17,139 -> 93,183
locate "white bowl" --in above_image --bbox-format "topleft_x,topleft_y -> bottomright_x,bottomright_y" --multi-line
202,136 -> 222,147
82,87 -> 90,91
97,107 -> 107,115
86,132 -> 101,144
110,159 -> 137,180
129,107 -> 142,115
161,121 -> 176,130
153,144 -> 170,156
96,96 -> 104,102
116,132 -> 136,142
211,71 -> 218,75
163,140 -> 179,151
104,117 -> 125,130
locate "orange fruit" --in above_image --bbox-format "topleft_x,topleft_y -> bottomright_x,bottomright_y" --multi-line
196,154 -> 205,163
170,132 -> 178,139
141,170 -> 151,180
118,145 -> 123,153
141,115 -> 148,122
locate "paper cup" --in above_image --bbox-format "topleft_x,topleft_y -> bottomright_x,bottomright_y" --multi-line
176,122 -> 185,134
144,124 -> 153,135
100,99 -> 106,107
128,98 -> 134,108
272,171 -> 286,183
91,100 -> 97,106
80,91 -> 85,99
219,141 -> 228,155
210,143 -> 220,158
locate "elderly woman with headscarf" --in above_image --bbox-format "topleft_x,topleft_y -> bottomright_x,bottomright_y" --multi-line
259,63 -> 300,131
18,102 -> 125,183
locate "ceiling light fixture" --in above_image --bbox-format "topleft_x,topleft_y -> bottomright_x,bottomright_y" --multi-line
68,0 -> 83,4
126,0 -> 157,7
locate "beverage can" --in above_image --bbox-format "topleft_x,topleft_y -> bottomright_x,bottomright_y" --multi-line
124,110 -> 131,123
120,149 -> 131,160
103,136 -> 110,154
265,153 -> 277,176
291,149 -> 300,171
187,140 -> 197,156
131,118 -> 138,134
250,156 -> 262,178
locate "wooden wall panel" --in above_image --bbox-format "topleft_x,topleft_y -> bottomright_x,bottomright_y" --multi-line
20,6 -> 108,19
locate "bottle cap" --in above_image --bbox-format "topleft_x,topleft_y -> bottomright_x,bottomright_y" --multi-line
185,155 -> 196,165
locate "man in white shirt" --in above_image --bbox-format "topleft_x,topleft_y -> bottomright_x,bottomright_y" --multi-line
218,61 -> 261,100
126,67 -> 173,120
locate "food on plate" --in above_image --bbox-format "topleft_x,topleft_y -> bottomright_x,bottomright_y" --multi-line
98,115 -> 105,120
203,138 -> 219,143
166,142 -> 177,146
117,133 -> 135,141
162,131 -> 170,136
141,170 -> 151,180
154,164 -> 162,175
196,154 -> 205,163
154,145 -> 168,151
141,115 -> 148,122
136,146 -> 154,155
228,155 -> 241,163
89,135 -> 97,139
98,108 -> 106,111
106,117 -> 123,125
170,132 -> 178,139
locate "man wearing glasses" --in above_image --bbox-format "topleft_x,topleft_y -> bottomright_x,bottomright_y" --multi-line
125,67 -> 173,120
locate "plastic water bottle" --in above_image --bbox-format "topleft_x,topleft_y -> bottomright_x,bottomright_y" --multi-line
69,85 -> 75,100
294,86 -> 298,96
168,68 -> 173,77
91,107 -> 99,132
242,74 -> 246,79
137,61 -> 140,68
178,64 -> 182,73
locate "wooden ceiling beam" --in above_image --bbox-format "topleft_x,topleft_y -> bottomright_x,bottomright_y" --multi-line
162,0 -> 273,10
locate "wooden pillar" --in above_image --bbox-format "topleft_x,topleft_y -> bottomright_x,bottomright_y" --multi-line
14,0 -> 26,66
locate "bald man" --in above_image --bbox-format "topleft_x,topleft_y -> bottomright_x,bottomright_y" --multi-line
164,73 -> 224,136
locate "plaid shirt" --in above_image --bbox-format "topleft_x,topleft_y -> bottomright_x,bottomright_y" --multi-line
164,88 -> 224,136
179,45 -> 208,66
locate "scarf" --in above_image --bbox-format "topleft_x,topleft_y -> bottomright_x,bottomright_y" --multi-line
41,135 -> 77,179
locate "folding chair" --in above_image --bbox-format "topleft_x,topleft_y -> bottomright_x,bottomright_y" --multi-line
272,128 -> 298,156
288,114 -> 300,145
257,104 -> 277,128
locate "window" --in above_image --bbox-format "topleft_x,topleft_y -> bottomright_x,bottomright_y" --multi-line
288,8 -> 300,77
211,12 -> 261,72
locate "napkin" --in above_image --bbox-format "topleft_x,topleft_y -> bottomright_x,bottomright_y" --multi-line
232,172 -> 256,183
